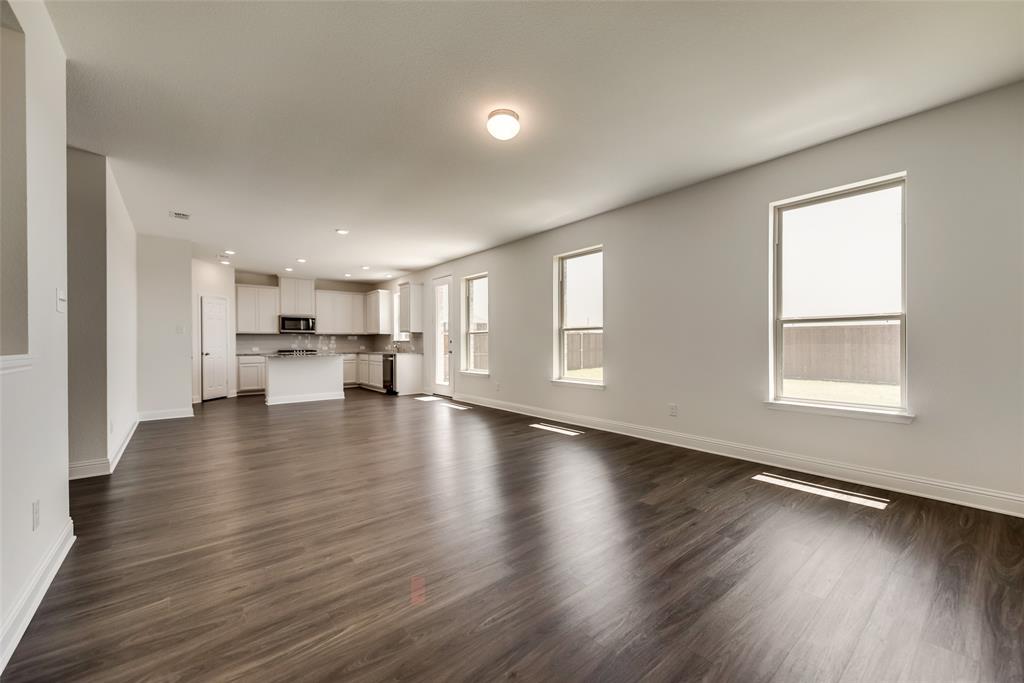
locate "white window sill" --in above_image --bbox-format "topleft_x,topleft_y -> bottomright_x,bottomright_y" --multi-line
460,370 -> 489,377
551,378 -> 606,390
764,399 -> 915,424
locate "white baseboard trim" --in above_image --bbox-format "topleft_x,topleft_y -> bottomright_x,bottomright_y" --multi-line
68,419 -> 138,480
138,407 -> 194,421
1,518 -> 75,672
107,418 -> 138,474
69,457 -> 110,480
453,392 -> 1024,519
266,391 -> 345,406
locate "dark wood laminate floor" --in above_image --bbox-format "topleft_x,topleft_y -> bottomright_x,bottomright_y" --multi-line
5,390 -> 1023,682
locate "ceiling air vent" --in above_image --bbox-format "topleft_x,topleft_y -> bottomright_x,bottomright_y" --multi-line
168,210 -> 190,220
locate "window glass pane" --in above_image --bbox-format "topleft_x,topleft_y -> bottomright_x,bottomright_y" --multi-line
562,251 -> 603,328
468,277 -> 488,332
435,283 -> 449,385
469,332 -> 488,371
780,320 -> 901,407
781,185 -> 902,318
562,329 -> 603,382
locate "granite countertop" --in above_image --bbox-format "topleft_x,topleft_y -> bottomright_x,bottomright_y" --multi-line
238,352 -> 345,358
238,351 -> 422,357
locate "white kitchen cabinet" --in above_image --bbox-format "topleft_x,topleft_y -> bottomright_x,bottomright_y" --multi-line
345,292 -> 366,334
398,282 -> 423,333
317,290 -> 368,334
279,277 -> 316,316
315,290 -> 345,334
364,290 -> 393,335
394,354 -> 423,395
237,356 -> 266,393
343,356 -> 358,385
369,360 -> 383,388
237,285 -> 279,334
358,357 -> 369,384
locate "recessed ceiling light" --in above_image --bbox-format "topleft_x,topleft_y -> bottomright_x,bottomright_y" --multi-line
285,267 -> 294,272
384,273 -> 392,278
344,273 -> 352,278
224,250 -> 236,255
487,109 -> 520,141
361,265 -> 370,270
296,258 -> 307,263
335,229 -> 349,235
219,260 -> 231,266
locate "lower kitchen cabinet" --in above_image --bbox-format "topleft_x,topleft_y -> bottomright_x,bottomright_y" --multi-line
394,354 -> 423,395
357,357 -> 369,384
237,356 -> 266,393
368,357 -> 383,388
343,356 -> 358,385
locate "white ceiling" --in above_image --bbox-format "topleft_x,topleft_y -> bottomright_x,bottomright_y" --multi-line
49,1 -> 1024,281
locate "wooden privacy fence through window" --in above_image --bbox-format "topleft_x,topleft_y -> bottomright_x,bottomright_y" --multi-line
565,331 -> 603,371
782,322 -> 900,384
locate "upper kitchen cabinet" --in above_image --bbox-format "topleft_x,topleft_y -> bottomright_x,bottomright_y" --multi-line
398,282 -> 423,333
279,277 -> 316,316
316,289 -> 366,334
315,290 -> 343,334
346,292 -> 366,335
237,285 -> 280,333
364,289 -> 393,335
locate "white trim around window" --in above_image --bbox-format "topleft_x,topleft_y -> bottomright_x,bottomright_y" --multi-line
554,245 -> 604,385
462,272 -> 489,374
768,173 -> 911,418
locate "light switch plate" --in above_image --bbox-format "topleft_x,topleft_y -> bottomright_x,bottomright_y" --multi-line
56,288 -> 67,313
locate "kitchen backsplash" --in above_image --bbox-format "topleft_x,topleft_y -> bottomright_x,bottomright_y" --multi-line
237,332 -> 423,354
371,333 -> 423,353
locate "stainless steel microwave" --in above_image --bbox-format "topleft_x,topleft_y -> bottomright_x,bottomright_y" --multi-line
279,316 -> 316,334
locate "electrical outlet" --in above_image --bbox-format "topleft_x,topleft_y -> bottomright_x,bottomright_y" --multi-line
668,403 -> 678,417
32,500 -> 40,531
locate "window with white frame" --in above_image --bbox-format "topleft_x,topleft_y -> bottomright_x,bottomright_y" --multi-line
771,176 -> 906,411
464,274 -> 488,372
557,247 -> 603,383
392,290 -> 410,342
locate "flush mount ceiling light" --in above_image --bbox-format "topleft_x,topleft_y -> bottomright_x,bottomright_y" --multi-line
344,273 -> 352,278
296,258 -> 307,263
224,249 -> 236,255
361,265 -> 370,270
219,260 -> 231,266
284,267 -> 294,272
486,109 -> 520,141
335,229 -> 349,235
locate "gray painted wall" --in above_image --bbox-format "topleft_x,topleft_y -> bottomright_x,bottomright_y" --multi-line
66,147 -> 107,469
137,235 -> 193,419
1,24 -> 27,355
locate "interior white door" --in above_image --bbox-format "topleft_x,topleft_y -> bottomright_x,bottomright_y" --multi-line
430,275 -> 453,397
201,295 -> 229,400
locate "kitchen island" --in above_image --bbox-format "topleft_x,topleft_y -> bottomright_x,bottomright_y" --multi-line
264,352 -> 345,406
